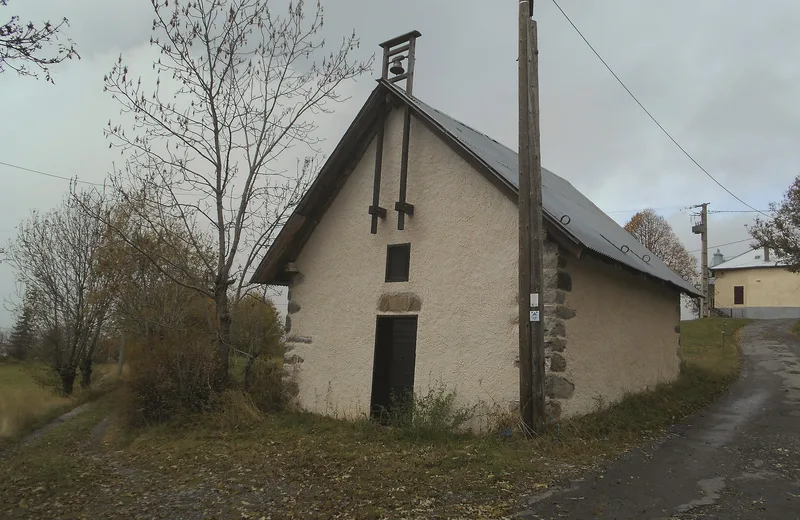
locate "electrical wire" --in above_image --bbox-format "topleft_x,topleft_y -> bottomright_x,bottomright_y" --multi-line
0,160 -> 105,187
549,0 -> 770,219
688,238 -> 751,253
0,160 -> 196,196
709,210 -> 771,214
604,205 -> 686,215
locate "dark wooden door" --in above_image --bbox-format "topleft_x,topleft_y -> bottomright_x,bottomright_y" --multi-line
370,316 -> 418,421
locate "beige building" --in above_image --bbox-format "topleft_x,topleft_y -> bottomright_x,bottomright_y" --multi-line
251,32 -> 701,425
711,247 -> 800,319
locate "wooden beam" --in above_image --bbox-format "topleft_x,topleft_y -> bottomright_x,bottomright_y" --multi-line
388,72 -> 409,84
387,43 -> 410,57
406,36 -> 417,95
379,30 -> 422,49
368,205 -> 387,218
397,106 -> 412,230
370,105 -> 388,234
394,201 -> 415,216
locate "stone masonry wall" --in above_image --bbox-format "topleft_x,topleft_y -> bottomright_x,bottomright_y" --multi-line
543,241 -> 575,421
514,240 -> 576,422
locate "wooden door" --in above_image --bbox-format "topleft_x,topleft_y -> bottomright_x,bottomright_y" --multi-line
370,316 -> 418,421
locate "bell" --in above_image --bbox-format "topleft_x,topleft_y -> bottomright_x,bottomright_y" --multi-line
390,57 -> 405,75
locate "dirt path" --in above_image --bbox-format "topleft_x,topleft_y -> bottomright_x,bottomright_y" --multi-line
520,319 -> 800,519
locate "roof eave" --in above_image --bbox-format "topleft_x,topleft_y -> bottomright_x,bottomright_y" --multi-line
249,87 -> 387,285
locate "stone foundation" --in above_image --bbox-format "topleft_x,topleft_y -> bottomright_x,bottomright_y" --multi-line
543,241 -> 575,420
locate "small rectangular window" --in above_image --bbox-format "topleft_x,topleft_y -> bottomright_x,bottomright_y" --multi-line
733,286 -> 744,305
385,243 -> 411,282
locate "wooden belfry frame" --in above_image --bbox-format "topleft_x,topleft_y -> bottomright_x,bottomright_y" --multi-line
368,30 -> 421,234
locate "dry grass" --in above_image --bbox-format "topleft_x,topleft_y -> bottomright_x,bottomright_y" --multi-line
0,319 -> 752,519
0,362 -> 122,443
791,319 -> 800,337
0,363 -> 72,439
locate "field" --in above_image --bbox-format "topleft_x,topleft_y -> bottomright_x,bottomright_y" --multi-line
0,363 -> 72,441
0,318 -> 750,519
0,362 -> 121,445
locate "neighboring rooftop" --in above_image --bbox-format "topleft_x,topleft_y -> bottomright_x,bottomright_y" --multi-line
711,247 -> 785,271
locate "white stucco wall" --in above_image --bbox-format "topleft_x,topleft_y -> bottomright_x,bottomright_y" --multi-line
561,254 -> 681,416
286,107 -> 520,420
283,105 -> 684,424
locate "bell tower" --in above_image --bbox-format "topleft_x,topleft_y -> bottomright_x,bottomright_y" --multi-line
379,30 -> 421,95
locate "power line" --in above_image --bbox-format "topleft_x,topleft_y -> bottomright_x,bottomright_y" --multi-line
688,238 -> 751,253
709,209 -> 771,214
549,0 -> 769,219
604,205 -> 686,215
0,160 -> 105,187
0,160 -> 196,196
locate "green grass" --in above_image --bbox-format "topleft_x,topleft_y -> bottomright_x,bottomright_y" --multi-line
0,362 -> 121,446
0,319 -> 752,519
0,363 -> 73,441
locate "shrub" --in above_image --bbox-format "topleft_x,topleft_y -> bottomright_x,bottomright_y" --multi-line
378,383 -> 476,441
244,357 -> 299,413
124,338 -> 216,425
23,363 -> 62,393
209,390 -> 264,431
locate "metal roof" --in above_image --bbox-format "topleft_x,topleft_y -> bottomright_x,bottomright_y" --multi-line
711,247 -> 786,271
399,90 -> 702,297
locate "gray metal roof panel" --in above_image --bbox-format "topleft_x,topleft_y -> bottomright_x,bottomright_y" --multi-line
404,93 -> 701,297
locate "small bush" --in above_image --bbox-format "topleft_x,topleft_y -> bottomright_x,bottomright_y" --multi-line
124,338 -> 216,426
23,363 -> 62,392
244,357 -> 298,413
378,383 -> 476,441
209,390 -> 264,431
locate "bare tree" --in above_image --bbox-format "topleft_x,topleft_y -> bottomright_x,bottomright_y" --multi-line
625,209 -> 699,282
0,0 -> 79,82
749,176 -> 800,270
7,188 -> 116,394
625,209 -> 700,314
99,0 -> 372,387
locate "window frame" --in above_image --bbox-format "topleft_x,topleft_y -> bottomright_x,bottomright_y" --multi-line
385,243 -> 411,283
733,285 -> 744,305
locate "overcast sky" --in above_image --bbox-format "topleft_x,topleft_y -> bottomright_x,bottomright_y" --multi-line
2,0 -> 799,326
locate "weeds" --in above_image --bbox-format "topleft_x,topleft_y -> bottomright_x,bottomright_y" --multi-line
791,319 -> 800,336
373,383 -> 476,441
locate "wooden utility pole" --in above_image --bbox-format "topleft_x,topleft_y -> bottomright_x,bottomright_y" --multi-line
700,203 -> 709,318
518,0 -> 546,433
691,203 -> 709,318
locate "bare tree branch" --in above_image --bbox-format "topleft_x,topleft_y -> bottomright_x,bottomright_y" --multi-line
0,0 -> 80,82
98,0 -> 372,386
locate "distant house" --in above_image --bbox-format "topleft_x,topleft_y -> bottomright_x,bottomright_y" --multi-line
251,32 -> 701,425
711,246 -> 800,319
